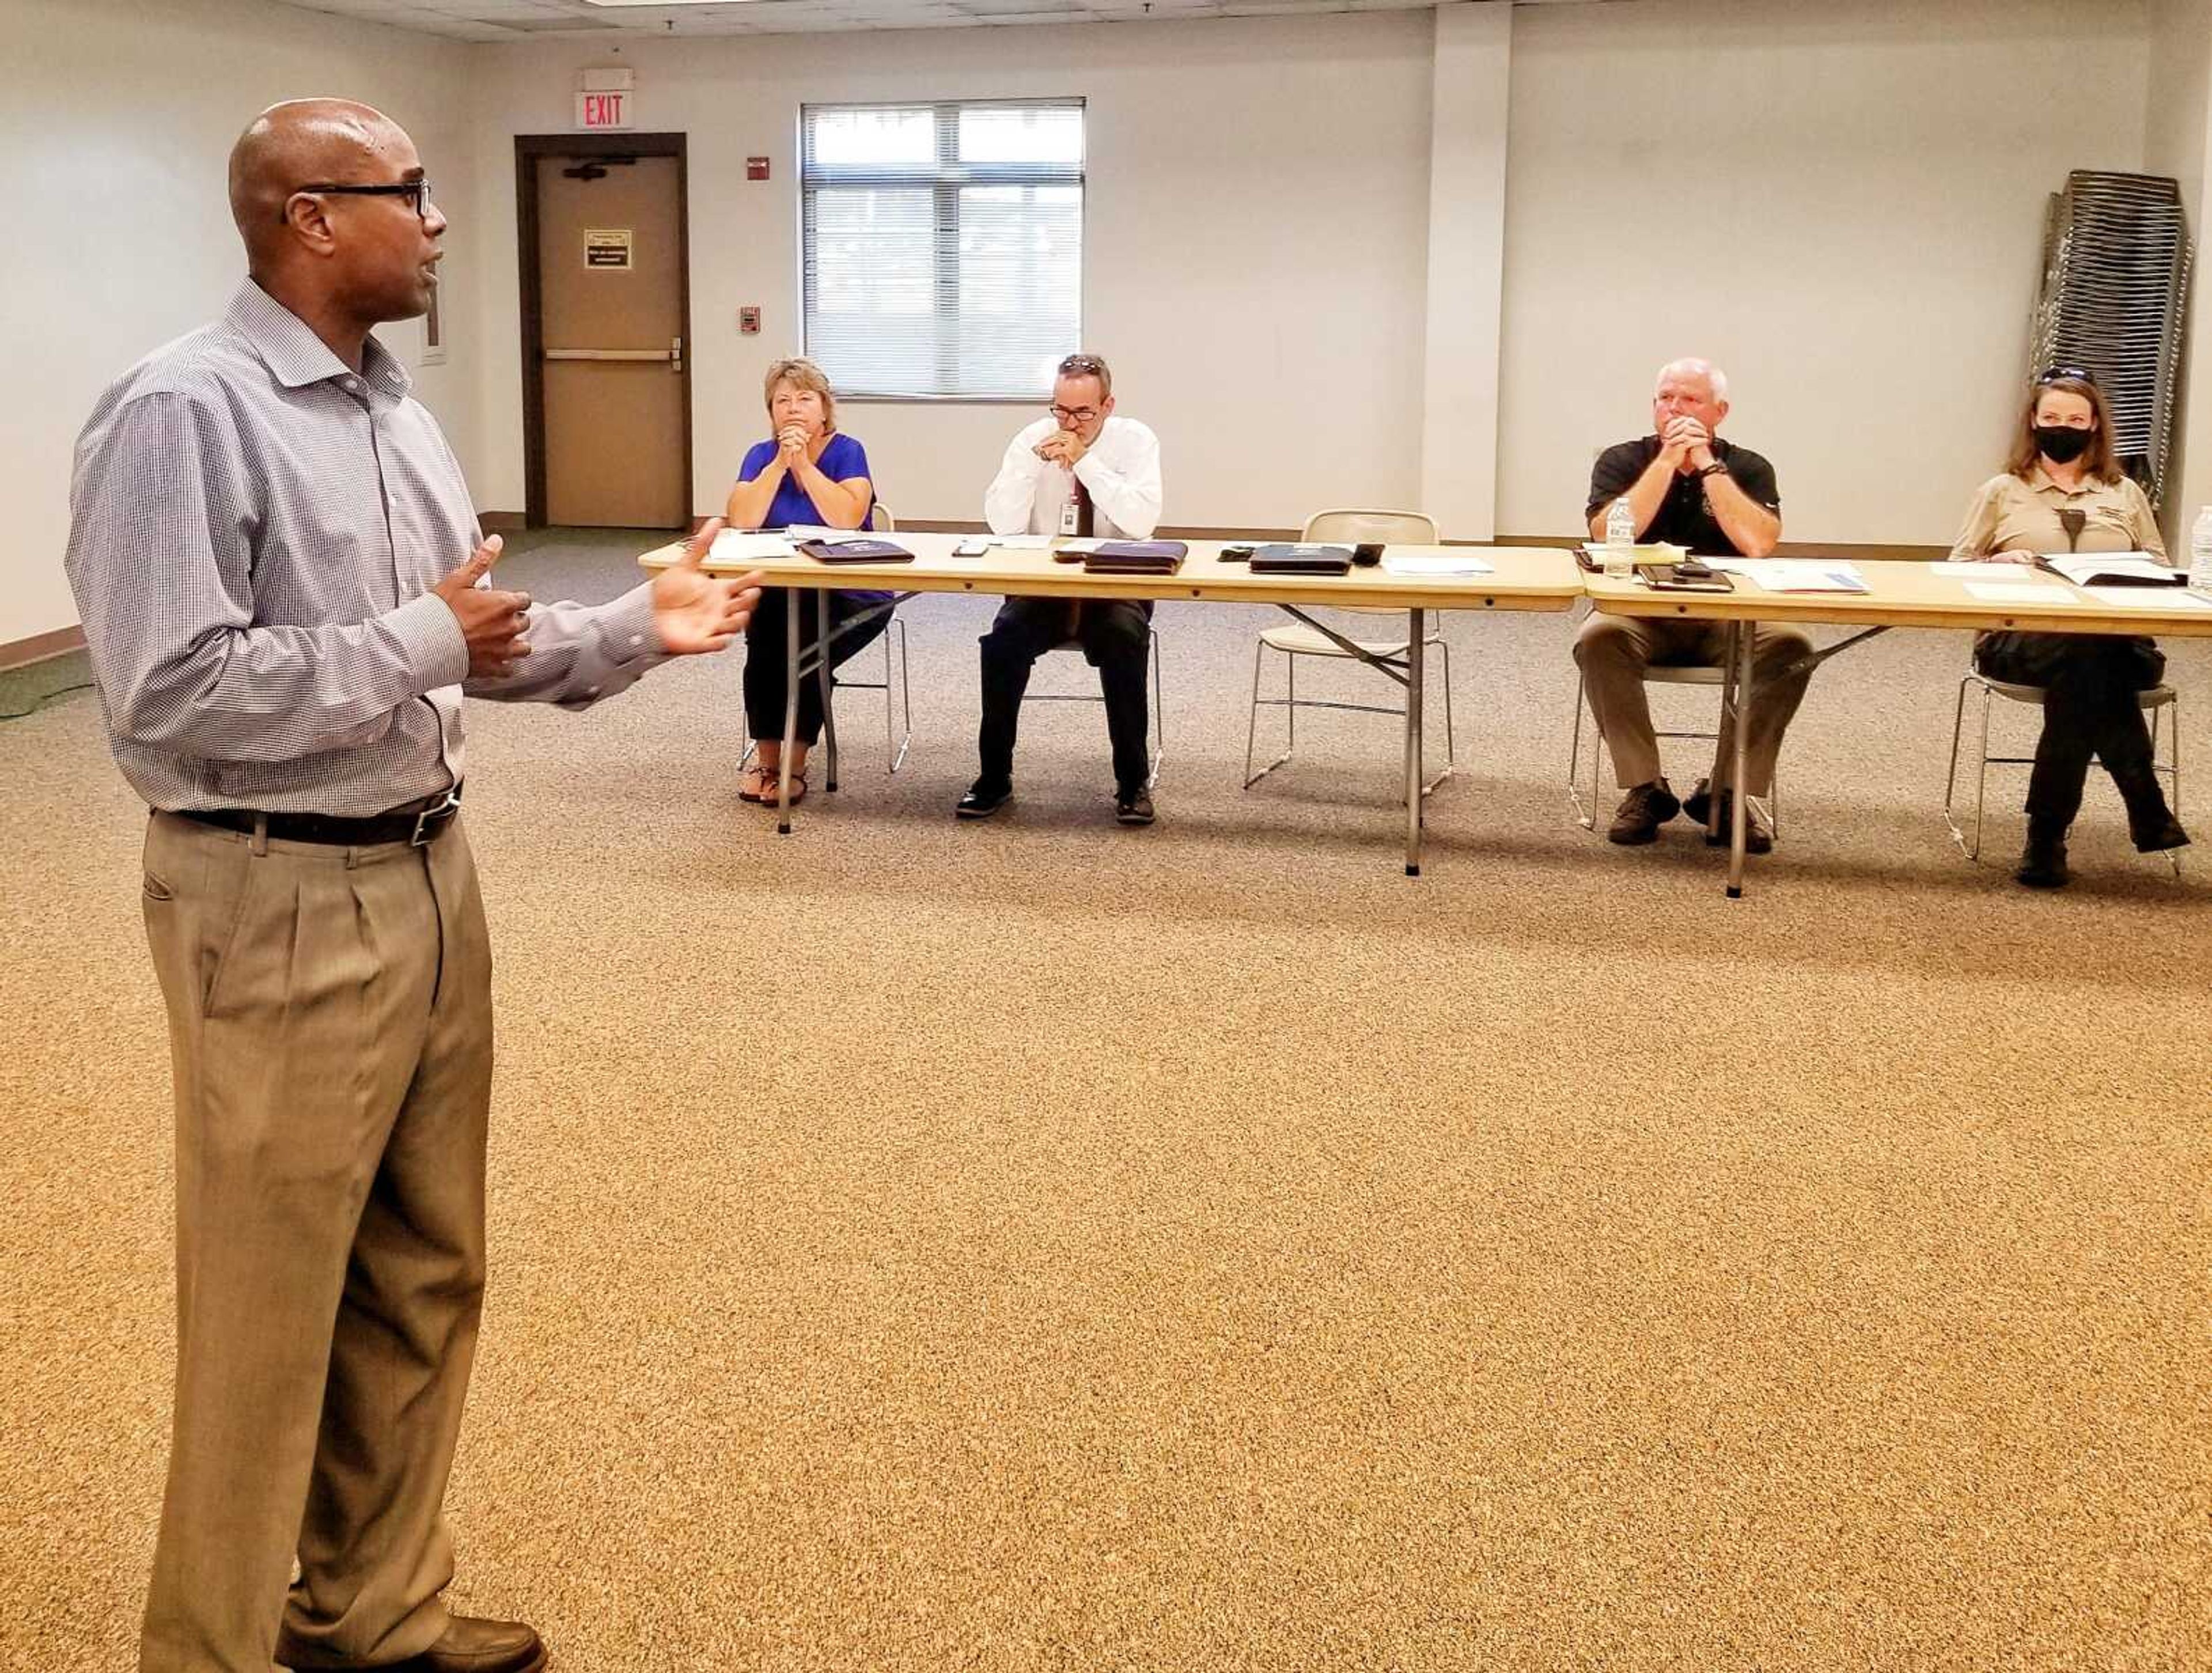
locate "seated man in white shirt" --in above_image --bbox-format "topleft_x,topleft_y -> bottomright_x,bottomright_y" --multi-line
959,351 -> 1166,826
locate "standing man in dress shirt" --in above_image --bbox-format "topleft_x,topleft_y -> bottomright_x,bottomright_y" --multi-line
1574,357 -> 1813,851
65,100 -> 762,1673
959,351 -> 1165,826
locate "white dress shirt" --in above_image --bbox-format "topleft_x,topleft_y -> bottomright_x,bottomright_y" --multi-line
983,414 -> 1164,540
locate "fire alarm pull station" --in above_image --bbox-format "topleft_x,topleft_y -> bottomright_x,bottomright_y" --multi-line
738,306 -> 761,335
747,156 -> 770,181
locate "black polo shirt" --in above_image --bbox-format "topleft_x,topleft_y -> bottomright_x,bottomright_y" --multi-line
1585,436 -> 1781,558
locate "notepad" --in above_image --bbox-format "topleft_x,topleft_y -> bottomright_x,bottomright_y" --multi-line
1965,582 -> 2064,604
1705,559 -> 1868,593
1381,554 -> 1495,577
711,532 -> 799,560
1932,561 -> 2052,579
2078,586 -> 2210,611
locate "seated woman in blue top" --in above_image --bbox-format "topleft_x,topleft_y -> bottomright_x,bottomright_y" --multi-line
724,357 -> 890,805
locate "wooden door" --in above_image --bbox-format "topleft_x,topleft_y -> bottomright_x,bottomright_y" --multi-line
528,147 -> 690,528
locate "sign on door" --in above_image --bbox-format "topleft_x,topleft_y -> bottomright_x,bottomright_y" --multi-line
584,229 -> 634,270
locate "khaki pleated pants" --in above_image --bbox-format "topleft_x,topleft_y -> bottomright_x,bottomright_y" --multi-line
1573,613 -> 1815,796
135,811 -> 494,1673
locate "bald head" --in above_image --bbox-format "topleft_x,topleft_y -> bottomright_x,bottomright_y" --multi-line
229,99 -> 404,264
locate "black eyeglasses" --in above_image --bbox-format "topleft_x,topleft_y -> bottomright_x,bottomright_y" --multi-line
2037,364 -> 2096,387
282,178 -> 435,224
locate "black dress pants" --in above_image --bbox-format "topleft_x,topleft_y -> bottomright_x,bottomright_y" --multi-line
742,589 -> 891,747
977,596 -> 1153,795
1973,630 -> 2165,828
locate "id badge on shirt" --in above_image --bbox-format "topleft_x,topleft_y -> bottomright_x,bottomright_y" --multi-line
1059,491 -> 1082,538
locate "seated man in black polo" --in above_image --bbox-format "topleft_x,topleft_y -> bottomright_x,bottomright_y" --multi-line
1574,357 -> 1812,851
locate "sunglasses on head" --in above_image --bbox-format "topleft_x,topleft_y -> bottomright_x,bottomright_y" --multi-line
2036,364 -> 2097,387
1058,355 -> 1104,376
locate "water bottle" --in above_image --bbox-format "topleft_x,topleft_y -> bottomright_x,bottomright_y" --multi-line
1603,497 -> 1635,576
2191,505 -> 2212,593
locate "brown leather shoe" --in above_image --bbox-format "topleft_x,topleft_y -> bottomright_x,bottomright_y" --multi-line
278,1615 -> 546,1673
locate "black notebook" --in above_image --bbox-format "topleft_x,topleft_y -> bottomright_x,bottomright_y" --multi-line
1082,540 -> 1187,575
1638,564 -> 1733,593
795,538 -> 914,565
1249,543 -> 1353,576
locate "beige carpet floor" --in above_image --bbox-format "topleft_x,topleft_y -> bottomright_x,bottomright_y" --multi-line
3,530 -> 2208,1671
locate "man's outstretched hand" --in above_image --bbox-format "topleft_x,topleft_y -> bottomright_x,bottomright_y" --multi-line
433,534 -> 533,679
652,518 -> 763,655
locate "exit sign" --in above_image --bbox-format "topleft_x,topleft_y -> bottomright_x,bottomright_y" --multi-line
576,90 -> 632,130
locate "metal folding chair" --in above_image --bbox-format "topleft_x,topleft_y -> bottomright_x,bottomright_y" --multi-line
1943,672 -> 2180,872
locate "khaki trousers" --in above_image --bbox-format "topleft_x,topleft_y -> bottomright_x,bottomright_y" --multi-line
1573,612 -> 1814,797
136,811 -> 494,1673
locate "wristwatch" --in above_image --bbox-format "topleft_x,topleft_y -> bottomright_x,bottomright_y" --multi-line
1696,461 -> 1729,480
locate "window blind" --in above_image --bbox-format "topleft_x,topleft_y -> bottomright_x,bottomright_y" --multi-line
801,100 -> 1085,399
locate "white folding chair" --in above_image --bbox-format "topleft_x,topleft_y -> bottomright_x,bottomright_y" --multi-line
1567,664 -> 1778,833
1241,509 -> 1454,792
1944,672 -> 2180,870
836,500 -> 911,771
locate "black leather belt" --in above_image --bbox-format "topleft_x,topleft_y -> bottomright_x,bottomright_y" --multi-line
177,786 -> 463,848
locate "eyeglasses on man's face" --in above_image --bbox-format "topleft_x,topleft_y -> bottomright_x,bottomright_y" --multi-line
282,177 -> 436,224
1048,403 -> 1101,426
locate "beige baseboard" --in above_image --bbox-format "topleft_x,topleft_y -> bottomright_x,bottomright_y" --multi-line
1,624 -> 87,672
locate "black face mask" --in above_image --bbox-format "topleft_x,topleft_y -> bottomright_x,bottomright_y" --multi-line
2034,424 -> 2094,465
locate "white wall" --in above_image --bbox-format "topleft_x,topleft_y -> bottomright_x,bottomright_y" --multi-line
1420,2 -> 1513,539
1497,0 -> 2150,546
13,0 -> 2205,652
0,0 -> 476,647
464,14 -> 1437,535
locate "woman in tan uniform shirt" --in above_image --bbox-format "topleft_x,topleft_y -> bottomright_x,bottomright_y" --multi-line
1950,370 -> 2188,887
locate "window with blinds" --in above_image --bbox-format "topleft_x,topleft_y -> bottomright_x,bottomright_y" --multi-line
801,100 -> 1085,399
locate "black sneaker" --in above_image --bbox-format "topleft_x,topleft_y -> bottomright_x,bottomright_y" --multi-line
2132,815 -> 2191,854
956,779 -> 1012,819
1606,779 -> 1679,845
1699,792 -> 1774,855
1115,788 -> 1156,826
1682,778 -> 1714,827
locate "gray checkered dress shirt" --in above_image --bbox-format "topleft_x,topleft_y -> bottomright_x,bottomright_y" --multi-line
66,279 -> 666,817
